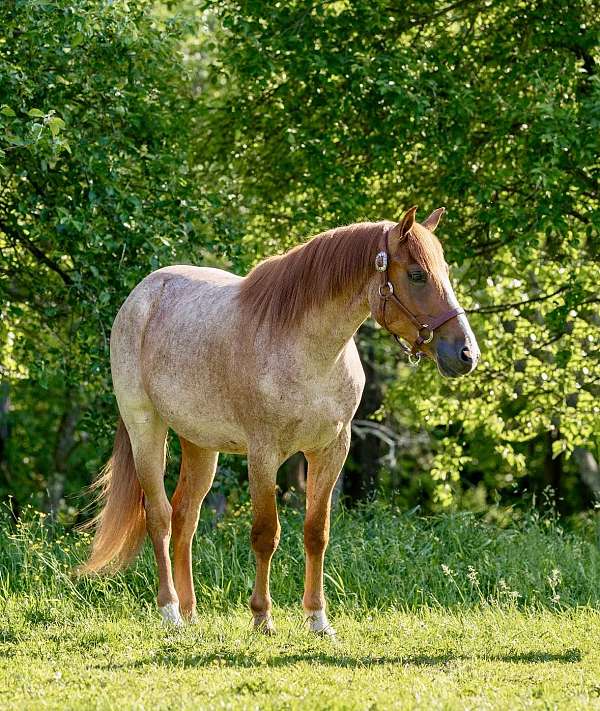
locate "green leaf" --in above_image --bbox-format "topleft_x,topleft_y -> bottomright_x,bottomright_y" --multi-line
551,439 -> 566,459
48,116 -> 66,138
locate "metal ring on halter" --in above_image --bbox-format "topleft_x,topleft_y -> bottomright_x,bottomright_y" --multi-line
419,325 -> 434,345
378,281 -> 394,297
408,352 -> 421,367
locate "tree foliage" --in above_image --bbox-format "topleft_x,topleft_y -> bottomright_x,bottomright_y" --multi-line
0,0 -> 216,507
199,0 -> 599,506
0,0 -> 598,513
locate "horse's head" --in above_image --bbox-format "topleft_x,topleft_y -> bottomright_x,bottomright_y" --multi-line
368,206 -> 480,377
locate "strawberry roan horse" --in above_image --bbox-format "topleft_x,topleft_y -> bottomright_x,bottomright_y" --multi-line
82,206 -> 479,635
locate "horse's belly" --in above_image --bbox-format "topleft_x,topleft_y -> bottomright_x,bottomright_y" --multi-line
148,383 -> 247,453
163,408 -> 247,453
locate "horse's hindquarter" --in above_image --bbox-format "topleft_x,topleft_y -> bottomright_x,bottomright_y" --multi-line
111,265 -> 366,456
111,266 -> 247,450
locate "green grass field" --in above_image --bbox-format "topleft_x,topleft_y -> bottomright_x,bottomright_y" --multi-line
2,503 -> 600,709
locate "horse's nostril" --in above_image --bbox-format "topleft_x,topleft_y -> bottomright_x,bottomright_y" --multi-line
460,347 -> 473,364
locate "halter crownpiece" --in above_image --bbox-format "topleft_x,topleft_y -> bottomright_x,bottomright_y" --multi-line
374,225 -> 465,366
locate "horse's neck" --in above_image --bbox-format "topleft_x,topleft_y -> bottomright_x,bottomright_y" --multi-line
300,282 -> 372,361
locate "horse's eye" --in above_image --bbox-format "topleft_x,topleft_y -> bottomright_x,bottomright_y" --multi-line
408,270 -> 427,284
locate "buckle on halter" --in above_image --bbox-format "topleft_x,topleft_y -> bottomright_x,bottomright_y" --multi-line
374,251 -> 388,272
378,281 -> 394,297
419,325 -> 434,344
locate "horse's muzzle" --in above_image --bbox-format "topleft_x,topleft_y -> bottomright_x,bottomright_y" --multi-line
435,339 -> 480,377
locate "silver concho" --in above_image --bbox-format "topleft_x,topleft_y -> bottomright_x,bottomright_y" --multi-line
374,251 -> 388,272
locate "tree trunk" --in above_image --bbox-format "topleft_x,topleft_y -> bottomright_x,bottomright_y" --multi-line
0,381 -> 11,492
281,453 -> 306,508
573,447 -> 600,502
49,404 -> 80,516
543,430 -> 563,506
344,333 -> 384,503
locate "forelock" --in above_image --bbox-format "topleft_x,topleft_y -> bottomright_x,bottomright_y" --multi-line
406,223 -> 446,291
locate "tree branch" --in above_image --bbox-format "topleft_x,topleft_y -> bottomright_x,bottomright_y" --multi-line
467,286 -> 567,315
0,220 -> 73,286
389,0 -> 484,29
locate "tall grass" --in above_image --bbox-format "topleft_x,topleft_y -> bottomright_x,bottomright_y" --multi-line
1,501 -> 600,616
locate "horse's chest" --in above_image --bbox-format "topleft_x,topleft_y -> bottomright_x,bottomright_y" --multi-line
293,398 -> 349,450
264,374 -> 362,452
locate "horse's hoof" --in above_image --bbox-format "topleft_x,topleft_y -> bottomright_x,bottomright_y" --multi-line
159,602 -> 184,627
305,610 -> 337,639
181,609 -> 198,624
314,625 -> 338,642
253,614 -> 276,636
317,625 -> 337,638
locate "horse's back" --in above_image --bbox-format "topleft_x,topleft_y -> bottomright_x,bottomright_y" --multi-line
111,264 -> 240,354
150,264 -> 241,286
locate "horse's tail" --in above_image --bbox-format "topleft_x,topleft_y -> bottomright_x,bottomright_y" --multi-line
79,417 -> 146,574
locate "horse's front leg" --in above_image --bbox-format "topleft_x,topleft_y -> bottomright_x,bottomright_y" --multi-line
248,450 -> 282,634
303,425 -> 351,637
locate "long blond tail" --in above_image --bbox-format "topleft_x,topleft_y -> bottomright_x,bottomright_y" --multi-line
79,418 -> 146,573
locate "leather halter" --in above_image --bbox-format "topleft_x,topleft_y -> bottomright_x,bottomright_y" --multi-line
374,226 -> 465,366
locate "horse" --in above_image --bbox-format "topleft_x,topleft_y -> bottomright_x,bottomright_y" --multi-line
81,206 -> 480,635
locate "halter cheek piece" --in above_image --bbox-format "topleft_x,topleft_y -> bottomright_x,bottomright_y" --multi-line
375,226 -> 465,366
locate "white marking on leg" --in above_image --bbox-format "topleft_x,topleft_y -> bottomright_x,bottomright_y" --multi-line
305,609 -> 336,636
159,602 -> 183,626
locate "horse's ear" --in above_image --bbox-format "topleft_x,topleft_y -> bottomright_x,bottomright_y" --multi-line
389,205 -> 417,249
421,207 -> 446,232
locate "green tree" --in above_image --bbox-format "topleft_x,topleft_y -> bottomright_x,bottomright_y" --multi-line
199,0 -> 599,508
0,0 -> 224,509
1,0 -> 598,515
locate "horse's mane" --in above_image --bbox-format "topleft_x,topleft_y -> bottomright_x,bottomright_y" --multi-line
238,220 -> 445,337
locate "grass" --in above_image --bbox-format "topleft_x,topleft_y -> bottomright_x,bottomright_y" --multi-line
2,502 -> 600,709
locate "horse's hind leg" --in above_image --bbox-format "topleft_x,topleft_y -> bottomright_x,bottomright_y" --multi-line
125,413 -> 180,624
303,425 -> 351,637
171,439 -> 218,620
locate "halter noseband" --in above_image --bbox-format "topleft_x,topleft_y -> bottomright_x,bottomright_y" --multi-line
375,226 -> 465,366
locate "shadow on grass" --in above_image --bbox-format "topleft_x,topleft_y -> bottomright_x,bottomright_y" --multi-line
491,649 -> 582,664
107,648 -> 582,670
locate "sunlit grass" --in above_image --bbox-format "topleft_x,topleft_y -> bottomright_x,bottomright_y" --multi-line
2,501 -> 600,612
1,503 -> 600,709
